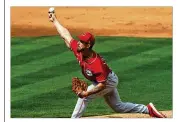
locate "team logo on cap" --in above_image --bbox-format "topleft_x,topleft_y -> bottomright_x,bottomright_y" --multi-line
85,69 -> 93,76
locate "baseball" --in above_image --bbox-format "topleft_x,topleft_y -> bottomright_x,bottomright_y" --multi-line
49,7 -> 55,13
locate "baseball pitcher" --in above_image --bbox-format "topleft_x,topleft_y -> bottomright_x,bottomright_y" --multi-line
48,7 -> 166,118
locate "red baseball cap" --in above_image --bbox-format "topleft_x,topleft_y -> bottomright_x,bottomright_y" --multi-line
78,32 -> 95,46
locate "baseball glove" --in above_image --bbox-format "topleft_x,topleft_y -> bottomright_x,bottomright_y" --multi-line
72,77 -> 88,95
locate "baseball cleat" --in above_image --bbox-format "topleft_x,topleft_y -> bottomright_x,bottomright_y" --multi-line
147,103 -> 167,118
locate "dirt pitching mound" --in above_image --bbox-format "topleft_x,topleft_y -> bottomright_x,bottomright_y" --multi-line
11,7 -> 172,38
85,110 -> 172,118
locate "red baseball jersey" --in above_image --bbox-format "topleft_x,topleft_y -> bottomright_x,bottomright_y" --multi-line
70,39 -> 111,83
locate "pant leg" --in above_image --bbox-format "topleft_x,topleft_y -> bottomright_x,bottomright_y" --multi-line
104,88 -> 149,114
71,97 -> 90,118
71,84 -> 97,118
71,82 -> 115,118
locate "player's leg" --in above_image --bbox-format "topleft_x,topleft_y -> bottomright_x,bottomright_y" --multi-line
104,72 -> 166,117
104,88 -> 149,114
71,97 -> 90,118
71,82 -> 115,118
71,84 -> 96,118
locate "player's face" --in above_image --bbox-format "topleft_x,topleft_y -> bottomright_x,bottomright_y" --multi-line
77,41 -> 90,52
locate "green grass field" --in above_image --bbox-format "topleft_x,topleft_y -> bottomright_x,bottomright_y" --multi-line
11,36 -> 172,118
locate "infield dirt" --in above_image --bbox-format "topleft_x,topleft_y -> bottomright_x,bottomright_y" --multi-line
11,7 -> 172,38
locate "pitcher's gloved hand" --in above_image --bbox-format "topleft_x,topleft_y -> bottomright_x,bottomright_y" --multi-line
72,77 -> 88,98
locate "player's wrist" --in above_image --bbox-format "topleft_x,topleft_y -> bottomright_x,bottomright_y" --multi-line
53,18 -> 58,23
81,91 -> 89,96
85,91 -> 89,96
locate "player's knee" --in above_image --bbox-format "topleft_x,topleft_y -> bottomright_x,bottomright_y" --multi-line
71,112 -> 82,118
71,114 -> 79,118
113,107 -> 128,113
111,102 -> 127,113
